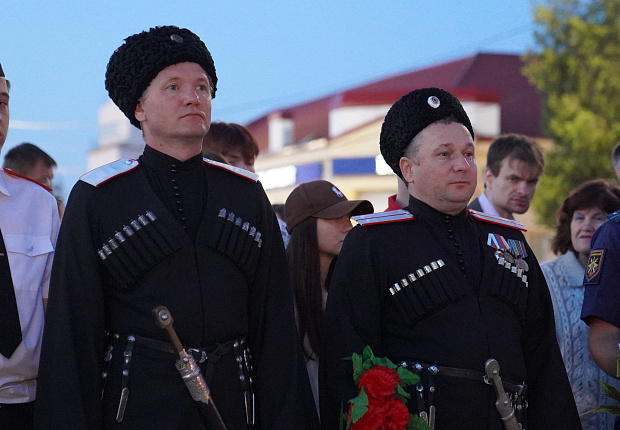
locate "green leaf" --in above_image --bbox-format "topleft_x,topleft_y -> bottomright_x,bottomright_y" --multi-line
595,404 -> 620,416
362,345 -> 375,362
397,366 -> 419,387
395,384 -> 411,400
351,352 -> 363,383
350,388 -> 369,423
601,380 -> 620,402
407,413 -> 432,430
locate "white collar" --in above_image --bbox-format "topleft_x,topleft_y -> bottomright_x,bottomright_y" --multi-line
478,192 -> 501,217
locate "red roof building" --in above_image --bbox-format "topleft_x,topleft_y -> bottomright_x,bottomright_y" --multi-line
247,53 -> 544,153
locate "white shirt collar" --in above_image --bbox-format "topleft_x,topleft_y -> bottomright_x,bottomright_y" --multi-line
0,169 -> 11,197
478,192 -> 501,217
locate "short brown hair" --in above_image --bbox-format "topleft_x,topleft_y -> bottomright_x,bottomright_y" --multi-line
551,179 -> 620,255
486,134 -> 544,177
202,122 -> 259,163
3,142 -> 57,173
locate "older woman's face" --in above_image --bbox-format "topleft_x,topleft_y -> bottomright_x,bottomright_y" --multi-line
570,207 -> 607,256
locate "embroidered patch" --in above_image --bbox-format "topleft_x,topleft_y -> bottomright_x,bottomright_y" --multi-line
586,249 -> 604,282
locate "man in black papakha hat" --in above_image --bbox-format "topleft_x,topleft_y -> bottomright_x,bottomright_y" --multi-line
34,26 -> 301,429
320,88 -> 581,429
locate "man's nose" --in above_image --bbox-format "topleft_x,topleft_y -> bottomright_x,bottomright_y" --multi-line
184,88 -> 200,104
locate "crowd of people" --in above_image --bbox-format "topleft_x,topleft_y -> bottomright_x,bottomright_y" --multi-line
1,24 -> 620,430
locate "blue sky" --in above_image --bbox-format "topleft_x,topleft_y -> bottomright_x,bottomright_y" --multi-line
1,0 -> 540,198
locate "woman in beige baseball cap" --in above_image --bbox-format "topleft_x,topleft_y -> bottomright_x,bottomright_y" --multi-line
284,180 -> 373,421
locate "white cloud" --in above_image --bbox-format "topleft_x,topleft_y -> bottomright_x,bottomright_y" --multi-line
9,119 -> 81,131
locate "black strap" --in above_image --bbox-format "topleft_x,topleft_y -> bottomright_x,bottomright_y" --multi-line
411,362 -> 526,394
123,334 -> 238,385
0,227 -> 22,358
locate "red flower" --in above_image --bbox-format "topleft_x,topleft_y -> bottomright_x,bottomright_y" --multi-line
383,396 -> 410,430
358,365 -> 400,400
350,398 -> 389,430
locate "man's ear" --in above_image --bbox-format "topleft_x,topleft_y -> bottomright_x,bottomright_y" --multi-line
135,101 -> 146,123
399,156 -> 415,184
483,168 -> 494,188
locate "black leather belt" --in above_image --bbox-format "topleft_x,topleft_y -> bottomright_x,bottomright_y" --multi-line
417,363 -> 526,394
127,334 -> 239,385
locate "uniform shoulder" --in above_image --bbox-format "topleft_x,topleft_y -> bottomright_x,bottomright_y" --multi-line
3,168 -> 53,192
352,209 -> 414,226
203,158 -> 258,183
79,159 -> 139,187
608,210 -> 620,222
468,209 -> 526,232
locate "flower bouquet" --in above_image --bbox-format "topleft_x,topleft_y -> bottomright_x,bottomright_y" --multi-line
341,346 -> 431,430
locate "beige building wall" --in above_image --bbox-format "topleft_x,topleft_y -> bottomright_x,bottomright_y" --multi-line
257,120 -> 556,261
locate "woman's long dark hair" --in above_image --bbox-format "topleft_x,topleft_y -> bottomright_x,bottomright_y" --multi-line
286,217 -> 324,361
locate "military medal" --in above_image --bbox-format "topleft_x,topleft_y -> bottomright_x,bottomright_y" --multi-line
516,258 -> 529,272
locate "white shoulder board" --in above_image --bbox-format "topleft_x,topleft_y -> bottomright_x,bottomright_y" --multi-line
353,209 -> 414,226
80,159 -> 139,187
468,209 -> 526,231
204,158 -> 258,183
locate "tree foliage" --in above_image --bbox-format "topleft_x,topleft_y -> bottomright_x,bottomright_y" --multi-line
523,0 -> 620,226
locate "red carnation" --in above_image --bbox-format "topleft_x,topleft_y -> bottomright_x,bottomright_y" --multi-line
383,396 -> 411,430
358,365 -> 401,399
350,398 -> 390,430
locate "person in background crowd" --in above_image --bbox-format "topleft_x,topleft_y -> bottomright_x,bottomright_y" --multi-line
272,203 -> 290,248
320,87 -> 580,430
202,149 -> 229,165
468,134 -> 544,220
612,141 -> 620,182
202,121 -> 259,172
3,142 -> 65,218
581,208 -> 620,381
0,62 -> 60,430
284,180 -> 372,424
3,143 -> 56,190
385,179 -> 409,211
34,26 -> 300,429
541,179 -> 620,430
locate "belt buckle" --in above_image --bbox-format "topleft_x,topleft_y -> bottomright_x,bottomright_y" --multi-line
188,348 -> 207,363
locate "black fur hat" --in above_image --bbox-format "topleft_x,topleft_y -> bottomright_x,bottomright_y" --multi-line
105,25 -> 217,129
380,87 -> 474,179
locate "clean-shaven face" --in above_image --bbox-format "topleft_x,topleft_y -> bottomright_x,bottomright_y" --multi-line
134,62 -> 212,145
484,157 -> 541,219
404,122 -> 477,215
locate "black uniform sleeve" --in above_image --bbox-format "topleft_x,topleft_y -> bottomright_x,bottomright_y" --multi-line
248,183 -> 302,429
319,226 -> 384,428
520,246 -> 581,429
34,182 -> 107,429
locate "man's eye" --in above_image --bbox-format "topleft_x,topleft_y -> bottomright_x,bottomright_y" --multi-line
168,84 -> 178,90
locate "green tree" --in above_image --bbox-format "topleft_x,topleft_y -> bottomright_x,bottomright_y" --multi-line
523,0 -> 620,226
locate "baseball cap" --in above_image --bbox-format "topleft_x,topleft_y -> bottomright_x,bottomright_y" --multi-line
284,180 -> 374,233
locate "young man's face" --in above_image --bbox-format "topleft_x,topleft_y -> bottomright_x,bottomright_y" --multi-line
27,159 -> 55,188
0,78 -> 9,151
401,121 -> 477,215
221,148 -> 256,172
134,62 -> 212,146
484,157 -> 541,219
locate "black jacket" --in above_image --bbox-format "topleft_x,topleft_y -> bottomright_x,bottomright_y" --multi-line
320,198 -> 580,430
35,149 -> 300,429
